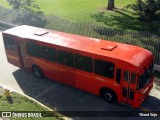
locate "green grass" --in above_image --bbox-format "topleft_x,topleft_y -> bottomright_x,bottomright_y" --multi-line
0,0 -> 136,22
0,0 -> 10,8
0,0 -> 160,32
0,92 -> 63,120
0,0 -> 160,33
0,0 -> 147,31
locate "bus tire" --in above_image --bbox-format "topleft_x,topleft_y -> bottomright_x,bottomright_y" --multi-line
32,66 -> 44,78
101,89 -> 117,103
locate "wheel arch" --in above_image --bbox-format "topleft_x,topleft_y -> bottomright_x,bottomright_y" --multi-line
99,87 -> 118,102
31,64 -> 44,78
31,64 -> 40,69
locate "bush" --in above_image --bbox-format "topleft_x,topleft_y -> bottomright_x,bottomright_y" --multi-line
127,0 -> 160,30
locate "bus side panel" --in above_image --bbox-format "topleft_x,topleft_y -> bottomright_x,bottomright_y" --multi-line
5,49 -> 21,67
55,64 -> 77,86
43,63 -> 103,96
73,70 -> 120,97
25,57 -> 58,80
41,60 -> 59,81
74,70 -> 99,95
21,47 -> 122,102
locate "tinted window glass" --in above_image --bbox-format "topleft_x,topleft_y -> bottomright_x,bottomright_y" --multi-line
42,46 -> 56,62
124,71 -> 129,82
131,73 -> 136,84
94,59 -> 114,79
27,43 -> 42,58
4,38 -> 17,51
122,87 -> 127,97
137,77 -> 143,90
129,89 -> 134,100
75,54 -> 93,73
116,69 -> 121,84
58,50 -> 74,67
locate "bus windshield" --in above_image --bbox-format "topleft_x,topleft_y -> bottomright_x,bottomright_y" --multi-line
137,62 -> 154,90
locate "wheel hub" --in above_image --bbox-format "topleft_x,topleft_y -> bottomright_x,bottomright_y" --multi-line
105,92 -> 112,101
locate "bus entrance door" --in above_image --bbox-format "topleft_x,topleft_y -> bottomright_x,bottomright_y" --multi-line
121,71 -> 135,106
4,38 -> 23,68
16,42 -> 25,68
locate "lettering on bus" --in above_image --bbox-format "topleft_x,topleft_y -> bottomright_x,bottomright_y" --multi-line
95,77 -> 105,82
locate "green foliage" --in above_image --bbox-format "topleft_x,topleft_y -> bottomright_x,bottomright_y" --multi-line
0,0 -> 136,22
127,0 -> 160,30
6,0 -> 46,26
7,0 -> 40,10
7,0 -> 43,15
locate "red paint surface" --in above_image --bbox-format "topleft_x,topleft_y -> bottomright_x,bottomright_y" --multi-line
3,25 -> 154,108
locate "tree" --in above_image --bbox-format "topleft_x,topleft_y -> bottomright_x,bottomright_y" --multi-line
7,0 -> 46,26
107,0 -> 115,10
127,0 -> 160,30
7,0 -> 43,20
7,0 -> 41,12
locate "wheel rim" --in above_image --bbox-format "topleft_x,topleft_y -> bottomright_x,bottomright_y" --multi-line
104,92 -> 112,101
34,69 -> 41,77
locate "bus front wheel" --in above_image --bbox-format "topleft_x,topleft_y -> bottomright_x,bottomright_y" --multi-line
101,89 -> 117,103
32,66 -> 44,78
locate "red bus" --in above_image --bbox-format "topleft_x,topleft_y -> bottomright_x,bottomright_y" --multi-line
2,25 -> 154,108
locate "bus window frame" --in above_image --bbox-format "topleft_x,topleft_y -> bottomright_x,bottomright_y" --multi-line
94,59 -> 115,79
75,54 -> 93,73
26,42 -> 42,59
123,70 -> 137,84
116,68 -> 121,84
41,46 -> 57,62
131,72 -> 136,84
4,37 -> 17,51
57,50 -> 74,68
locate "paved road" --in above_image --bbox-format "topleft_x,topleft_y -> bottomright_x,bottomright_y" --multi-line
0,31 -> 160,120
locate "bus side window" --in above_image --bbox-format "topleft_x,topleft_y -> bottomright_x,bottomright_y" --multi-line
75,54 -> 93,73
42,46 -> 56,62
27,43 -> 42,58
4,37 -> 17,51
94,59 -> 114,79
116,69 -> 121,84
57,50 -> 74,67
124,71 -> 129,82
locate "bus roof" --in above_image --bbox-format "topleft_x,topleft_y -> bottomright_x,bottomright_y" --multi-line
3,25 -> 153,71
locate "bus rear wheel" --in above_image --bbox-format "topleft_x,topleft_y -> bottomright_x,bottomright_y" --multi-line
101,89 -> 117,103
32,66 -> 43,78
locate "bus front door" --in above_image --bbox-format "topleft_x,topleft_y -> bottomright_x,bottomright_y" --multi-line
121,71 -> 136,106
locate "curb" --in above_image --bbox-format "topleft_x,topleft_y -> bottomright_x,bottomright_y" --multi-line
0,85 -> 72,120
